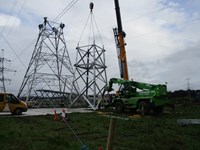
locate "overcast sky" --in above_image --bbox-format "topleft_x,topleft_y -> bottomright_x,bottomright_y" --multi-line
0,0 -> 200,94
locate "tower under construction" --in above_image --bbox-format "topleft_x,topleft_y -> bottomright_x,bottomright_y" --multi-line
71,3 -> 107,110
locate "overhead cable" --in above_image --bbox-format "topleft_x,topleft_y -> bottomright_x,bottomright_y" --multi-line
53,0 -> 79,23
0,31 -> 26,68
0,0 -> 27,50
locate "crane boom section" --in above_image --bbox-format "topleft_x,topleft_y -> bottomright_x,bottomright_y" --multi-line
105,78 -> 167,97
114,0 -> 129,80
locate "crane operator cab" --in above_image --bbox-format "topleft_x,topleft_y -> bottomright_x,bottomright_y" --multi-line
118,83 -> 136,98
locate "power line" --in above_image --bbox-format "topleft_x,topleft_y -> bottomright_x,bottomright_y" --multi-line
0,32 -> 26,68
53,0 -> 79,22
5,0 -> 27,38
1,0 -> 79,70
11,38 -> 36,64
0,0 -> 18,35
0,0 -> 27,50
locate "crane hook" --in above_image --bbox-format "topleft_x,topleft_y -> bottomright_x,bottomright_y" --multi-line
89,2 -> 94,12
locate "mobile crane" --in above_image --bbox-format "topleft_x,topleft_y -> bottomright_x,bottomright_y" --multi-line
102,0 -> 168,115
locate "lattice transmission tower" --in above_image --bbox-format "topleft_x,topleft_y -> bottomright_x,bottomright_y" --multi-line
0,49 -> 16,92
18,17 -> 76,106
71,3 -> 107,110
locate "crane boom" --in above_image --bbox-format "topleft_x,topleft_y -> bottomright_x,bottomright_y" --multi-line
114,0 -> 129,80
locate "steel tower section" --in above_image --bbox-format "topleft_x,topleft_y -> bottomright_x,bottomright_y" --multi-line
72,44 -> 107,109
18,17 -> 76,103
71,3 -> 107,110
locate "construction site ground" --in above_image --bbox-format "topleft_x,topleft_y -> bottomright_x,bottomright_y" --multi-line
0,107 -> 93,117
0,103 -> 200,150
0,102 -> 200,150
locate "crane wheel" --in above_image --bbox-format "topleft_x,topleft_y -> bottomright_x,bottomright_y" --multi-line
153,105 -> 164,114
115,102 -> 124,113
12,108 -> 22,115
138,101 -> 149,116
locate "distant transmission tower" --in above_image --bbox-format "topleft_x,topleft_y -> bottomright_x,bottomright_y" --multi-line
186,77 -> 191,90
0,49 -> 16,92
18,17 -> 76,106
71,3 -> 107,110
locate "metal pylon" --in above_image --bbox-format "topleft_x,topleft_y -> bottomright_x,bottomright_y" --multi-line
0,49 -> 16,93
18,17 -> 76,104
71,3 -> 107,110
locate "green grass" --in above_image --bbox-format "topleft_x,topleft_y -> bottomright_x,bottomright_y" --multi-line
0,104 -> 200,150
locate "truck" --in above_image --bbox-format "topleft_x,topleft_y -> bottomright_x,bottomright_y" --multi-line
103,78 -> 168,115
0,93 -> 28,115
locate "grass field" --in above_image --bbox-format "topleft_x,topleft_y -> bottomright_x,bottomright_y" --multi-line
0,103 -> 200,150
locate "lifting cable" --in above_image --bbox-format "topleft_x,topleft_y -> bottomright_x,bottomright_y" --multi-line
92,15 -> 104,46
88,12 -> 95,45
78,13 -> 91,44
78,2 -> 103,46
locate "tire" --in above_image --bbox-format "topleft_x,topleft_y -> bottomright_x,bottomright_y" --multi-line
138,101 -> 149,116
115,102 -> 124,113
153,106 -> 164,114
13,108 -> 22,115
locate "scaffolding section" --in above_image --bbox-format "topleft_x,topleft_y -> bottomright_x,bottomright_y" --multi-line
0,49 -> 16,93
32,90 -> 72,108
71,3 -> 107,110
18,17 -> 76,107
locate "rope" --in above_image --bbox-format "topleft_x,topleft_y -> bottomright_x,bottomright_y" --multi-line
62,117 -> 84,146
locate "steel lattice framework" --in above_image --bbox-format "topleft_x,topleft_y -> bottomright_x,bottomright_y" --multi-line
0,49 -> 16,93
71,3 -> 107,110
71,43 -> 107,110
18,17 -> 76,104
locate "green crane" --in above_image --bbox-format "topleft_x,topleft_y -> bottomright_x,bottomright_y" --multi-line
102,0 -> 168,115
